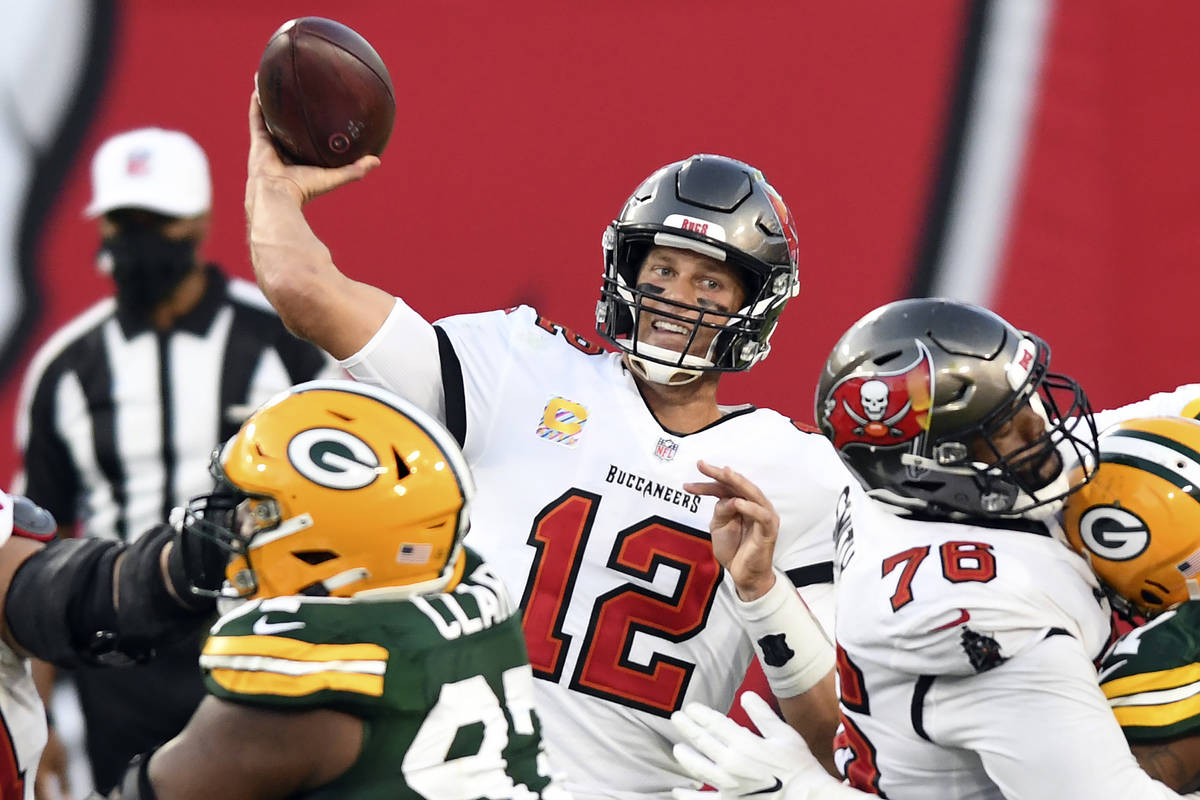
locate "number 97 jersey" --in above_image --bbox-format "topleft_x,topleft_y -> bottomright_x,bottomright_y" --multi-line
201,549 -> 568,800
433,306 -> 846,800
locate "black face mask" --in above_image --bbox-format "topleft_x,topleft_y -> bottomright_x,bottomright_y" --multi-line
98,227 -> 198,319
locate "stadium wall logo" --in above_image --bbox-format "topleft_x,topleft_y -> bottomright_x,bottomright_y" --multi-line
0,0 -> 113,381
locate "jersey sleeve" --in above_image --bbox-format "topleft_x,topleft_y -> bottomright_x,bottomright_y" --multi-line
434,305 -> 597,457
1099,603 -> 1200,744
201,598 -> 396,714
773,428 -> 847,569
339,297 -> 448,426
772,428 -> 846,597
925,633 -> 1188,799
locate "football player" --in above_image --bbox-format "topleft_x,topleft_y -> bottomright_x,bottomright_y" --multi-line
243,88 -> 842,798
0,490 -> 216,799
110,380 -> 568,799
1063,416 -> 1200,792
669,299 -> 1200,799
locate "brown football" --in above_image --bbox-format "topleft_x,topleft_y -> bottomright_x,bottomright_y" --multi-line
256,17 -> 395,168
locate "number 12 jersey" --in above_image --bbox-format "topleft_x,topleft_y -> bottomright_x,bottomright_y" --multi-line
349,304 -> 848,800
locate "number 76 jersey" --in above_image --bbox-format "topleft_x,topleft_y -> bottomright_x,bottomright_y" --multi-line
831,483 -> 1114,797
433,306 -> 848,800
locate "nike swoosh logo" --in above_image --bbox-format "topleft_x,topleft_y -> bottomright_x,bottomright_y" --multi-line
930,608 -> 971,632
743,778 -> 783,797
252,617 -> 306,636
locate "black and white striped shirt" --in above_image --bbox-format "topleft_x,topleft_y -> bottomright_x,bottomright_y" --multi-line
14,265 -> 339,541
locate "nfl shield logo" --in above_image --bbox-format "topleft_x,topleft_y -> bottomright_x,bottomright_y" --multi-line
654,437 -> 678,461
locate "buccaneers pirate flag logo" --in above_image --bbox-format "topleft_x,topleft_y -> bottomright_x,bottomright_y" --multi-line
823,342 -> 934,452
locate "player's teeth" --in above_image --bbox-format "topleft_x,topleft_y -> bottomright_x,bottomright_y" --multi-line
654,321 -> 688,334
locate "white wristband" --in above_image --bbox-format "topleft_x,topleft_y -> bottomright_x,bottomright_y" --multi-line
732,570 -> 835,698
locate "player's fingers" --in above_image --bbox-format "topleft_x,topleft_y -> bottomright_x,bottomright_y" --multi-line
342,155 -> 381,181
247,91 -> 287,176
683,480 -> 734,499
673,742 -> 736,790
249,89 -> 267,136
671,706 -> 711,741
728,498 -> 778,538
682,700 -> 745,734
297,156 -> 380,199
740,691 -> 793,740
697,462 -> 772,508
695,459 -> 729,481
672,706 -> 738,761
709,497 -> 741,527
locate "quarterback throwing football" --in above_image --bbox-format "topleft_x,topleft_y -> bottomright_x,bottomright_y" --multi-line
243,88 -> 843,798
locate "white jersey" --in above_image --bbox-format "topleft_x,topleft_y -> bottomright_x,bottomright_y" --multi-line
0,628 -> 45,799
1090,385 -> 1200,434
345,303 -> 847,800
832,481 -> 1197,799
0,496 -> 45,798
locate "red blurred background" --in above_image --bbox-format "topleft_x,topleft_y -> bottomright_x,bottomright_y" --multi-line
4,0 -> 1199,482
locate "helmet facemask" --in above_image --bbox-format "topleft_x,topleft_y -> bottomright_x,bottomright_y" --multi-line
597,226 -> 794,385
904,361 -> 1099,520
181,456 -> 327,600
178,462 -> 249,598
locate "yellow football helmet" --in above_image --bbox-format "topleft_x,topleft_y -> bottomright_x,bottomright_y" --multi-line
1063,416 -> 1200,615
182,380 -> 474,601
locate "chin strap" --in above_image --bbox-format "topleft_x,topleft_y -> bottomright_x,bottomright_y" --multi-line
624,342 -> 713,386
1003,471 -> 1071,521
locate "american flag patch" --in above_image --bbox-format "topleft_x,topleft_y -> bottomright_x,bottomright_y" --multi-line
396,543 -> 432,564
127,149 -> 152,175
1178,547 -> 1200,579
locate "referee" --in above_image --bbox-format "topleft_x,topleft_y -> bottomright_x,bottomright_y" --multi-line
13,127 -> 340,795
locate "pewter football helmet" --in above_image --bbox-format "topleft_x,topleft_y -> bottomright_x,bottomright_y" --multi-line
596,154 -> 799,384
816,298 -> 1098,519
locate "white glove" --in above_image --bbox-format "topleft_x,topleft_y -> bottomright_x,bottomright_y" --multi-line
670,691 -> 867,800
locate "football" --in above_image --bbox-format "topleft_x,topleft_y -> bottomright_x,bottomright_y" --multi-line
256,17 -> 396,168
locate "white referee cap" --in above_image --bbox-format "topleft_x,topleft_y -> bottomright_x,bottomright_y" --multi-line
85,127 -> 211,218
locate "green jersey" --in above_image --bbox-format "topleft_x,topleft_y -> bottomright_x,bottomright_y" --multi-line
201,548 -> 564,799
1099,600 -> 1200,743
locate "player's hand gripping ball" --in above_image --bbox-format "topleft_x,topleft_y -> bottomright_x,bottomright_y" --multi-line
256,16 -> 395,167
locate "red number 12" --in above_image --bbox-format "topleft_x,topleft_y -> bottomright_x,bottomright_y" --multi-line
520,489 -> 722,716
